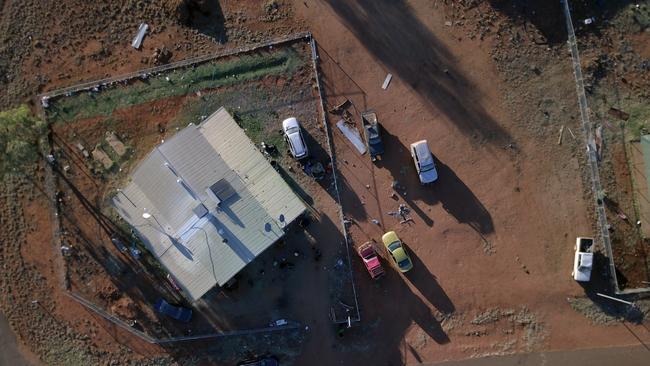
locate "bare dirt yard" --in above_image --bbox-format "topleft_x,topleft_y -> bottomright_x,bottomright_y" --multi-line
1,1 -> 650,366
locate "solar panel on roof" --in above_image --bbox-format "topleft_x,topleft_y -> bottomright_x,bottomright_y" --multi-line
209,178 -> 236,202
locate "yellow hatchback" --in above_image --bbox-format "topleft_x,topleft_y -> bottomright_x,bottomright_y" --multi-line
381,231 -> 413,273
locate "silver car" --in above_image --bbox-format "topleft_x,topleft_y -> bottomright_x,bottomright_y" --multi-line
410,140 -> 438,184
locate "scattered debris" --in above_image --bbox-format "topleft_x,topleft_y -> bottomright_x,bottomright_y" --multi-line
381,73 -> 393,90
92,146 -> 113,169
260,141 -> 278,156
557,125 -> 565,145
471,308 -> 503,325
567,127 -> 576,140
328,99 -> 351,115
336,120 -> 367,154
131,23 -> 149,49
76,142 -> 90,158
304,160 -> 325,180
152,46 -> 172,65
105,131 -> 127,156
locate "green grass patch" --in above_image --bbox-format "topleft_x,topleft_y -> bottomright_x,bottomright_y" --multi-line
624,101 -> 650,140
179,88 -> 285,150
0,105 -> 47,177
47,48 -> 304,124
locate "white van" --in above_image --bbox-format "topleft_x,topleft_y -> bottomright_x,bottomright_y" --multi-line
410,140 -> 438,184
282,117 -> 309,160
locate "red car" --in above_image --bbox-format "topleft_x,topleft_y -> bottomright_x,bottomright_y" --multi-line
357,242 -> 385,279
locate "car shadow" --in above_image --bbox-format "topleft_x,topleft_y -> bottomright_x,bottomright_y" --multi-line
433,160 -> 495,235
378,128 -> 494,235
404,246 -> 456,315
375,128 -> 436,226
342,259 -> 451,365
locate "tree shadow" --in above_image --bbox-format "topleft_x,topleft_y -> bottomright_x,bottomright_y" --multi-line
324,0 -> 511,146
487,0 -> 639,44
177,0 -> 227,43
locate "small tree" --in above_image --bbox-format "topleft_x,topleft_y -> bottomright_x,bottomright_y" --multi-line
0,105 -> 47,176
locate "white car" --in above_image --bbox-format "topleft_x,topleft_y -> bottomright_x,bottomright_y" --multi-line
572,237 -> 594,282
410,140 -> 438,184
282,117 -> 309,160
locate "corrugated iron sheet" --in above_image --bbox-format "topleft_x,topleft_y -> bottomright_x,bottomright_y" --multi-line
112,107 -> 306,300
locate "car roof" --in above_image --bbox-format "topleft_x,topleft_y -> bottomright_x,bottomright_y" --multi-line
382,231 -> 399,245
282,117 -> 299,130
391,246 -> 409,263
411,140 -> 433,164
288,132 -> 306,156
579,252 -> 593,267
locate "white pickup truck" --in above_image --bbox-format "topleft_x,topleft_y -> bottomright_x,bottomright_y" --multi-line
572,237 -> 594,282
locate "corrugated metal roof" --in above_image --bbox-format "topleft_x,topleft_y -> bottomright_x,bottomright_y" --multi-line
112,107 -> 306,300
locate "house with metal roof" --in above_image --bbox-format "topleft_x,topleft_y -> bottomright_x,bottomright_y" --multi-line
112,107 -> 306,301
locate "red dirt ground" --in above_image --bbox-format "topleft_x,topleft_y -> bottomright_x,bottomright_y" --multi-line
3,1 -> 650,365
291,0 -> 650,365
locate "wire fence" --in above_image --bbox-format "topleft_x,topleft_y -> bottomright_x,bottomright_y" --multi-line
310,39 -> 362,325
40,31 -> 361,346
40,32 -> 313,345
561,0 -> 626,293
38,32 -> 311,100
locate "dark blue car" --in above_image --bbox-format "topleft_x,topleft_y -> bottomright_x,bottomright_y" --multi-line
154,299 -> 192,322
361,111 -> 384,161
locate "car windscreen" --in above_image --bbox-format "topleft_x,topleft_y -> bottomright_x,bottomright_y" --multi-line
420,162 -> 435,172
398,259 -> 411,269
367,126 -> 379,139
388,242 -> 401,251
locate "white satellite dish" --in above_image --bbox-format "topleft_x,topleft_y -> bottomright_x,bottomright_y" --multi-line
142,212 -> 152,219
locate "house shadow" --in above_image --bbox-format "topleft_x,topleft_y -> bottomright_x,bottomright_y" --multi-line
324,0 -> 511,147
300,122 -> 369,221
341,258 -> 451,365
